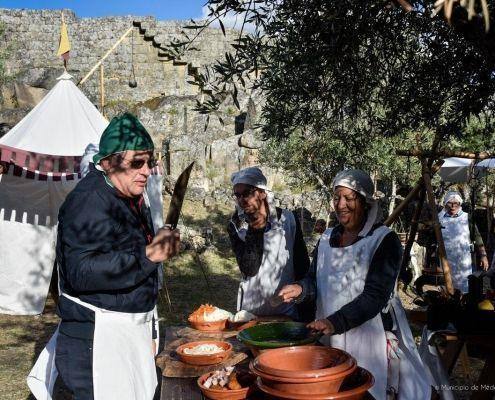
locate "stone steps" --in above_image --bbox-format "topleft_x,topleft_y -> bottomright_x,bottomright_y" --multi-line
132,19 -> 205,87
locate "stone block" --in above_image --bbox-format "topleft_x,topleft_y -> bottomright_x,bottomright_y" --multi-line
0,82 -> 17,109
14,82 -> 48,108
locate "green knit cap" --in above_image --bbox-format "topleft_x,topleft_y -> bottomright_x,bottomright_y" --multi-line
93,112 -> 154,164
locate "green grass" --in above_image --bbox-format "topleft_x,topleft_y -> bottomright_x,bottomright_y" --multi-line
159,201 -> 240,323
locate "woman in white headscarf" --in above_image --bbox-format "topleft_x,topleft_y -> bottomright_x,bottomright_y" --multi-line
278,169 -> 432,400
439,191 -> 489,293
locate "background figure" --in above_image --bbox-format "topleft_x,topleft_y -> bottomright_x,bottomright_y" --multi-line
439,191 -> 488,293
314,218 -> 327,235
308,218 -> 327,260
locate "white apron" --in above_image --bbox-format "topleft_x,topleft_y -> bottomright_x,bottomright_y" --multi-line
27,293 -> 158,400
316,227 -> 432,400
236,209 -> 297,318
438,210 -> 473,293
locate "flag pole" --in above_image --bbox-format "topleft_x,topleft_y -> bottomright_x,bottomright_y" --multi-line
57,10 -> 71,70
62,12 -> 67,70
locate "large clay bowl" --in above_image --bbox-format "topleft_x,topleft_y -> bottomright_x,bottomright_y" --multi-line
189,318 -> 228,331
255,367 -> 374,399
237,322 -> 319,351
176,340 -> 232,366
253,346 -> 356,379
197,371 -> 256,400
250,361 -> 355,395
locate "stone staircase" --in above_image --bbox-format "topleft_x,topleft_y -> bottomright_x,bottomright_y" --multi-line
132,20 -> 208,93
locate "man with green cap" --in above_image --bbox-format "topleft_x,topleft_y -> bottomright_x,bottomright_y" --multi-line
27,113 -> 180,400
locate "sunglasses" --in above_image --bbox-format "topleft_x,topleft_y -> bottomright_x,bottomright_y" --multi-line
232,188 -> 257,200
126,158 -> 157,170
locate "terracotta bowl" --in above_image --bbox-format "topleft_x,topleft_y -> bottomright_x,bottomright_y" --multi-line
253,346 -> 356,379
255,367 -> 374,399
250,361 -> 355,395
189,318 -> 228,331
197,371 -> 256,400
175,340 -> 232,366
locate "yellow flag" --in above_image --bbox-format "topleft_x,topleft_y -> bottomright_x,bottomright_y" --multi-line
57,18 -> 71,57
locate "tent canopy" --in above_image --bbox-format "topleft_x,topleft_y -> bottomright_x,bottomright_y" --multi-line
476,158 -> 495,169
0,72 -> 109,315
438,157 -> 473,183
0,72 -> 107,156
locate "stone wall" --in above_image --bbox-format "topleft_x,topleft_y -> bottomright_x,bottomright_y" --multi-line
0,8 -> 327,220
0,8 -> 239,103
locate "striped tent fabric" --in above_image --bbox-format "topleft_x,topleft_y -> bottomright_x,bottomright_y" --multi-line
0,72 -> 108,315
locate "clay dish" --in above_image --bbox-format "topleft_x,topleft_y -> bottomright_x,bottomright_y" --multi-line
189,318 -> 228,331
176,340 -> 232,366
197,371 -> 256,400
249,361 -> 355,395
253,346 -> 356,379
255,367 -> 374,399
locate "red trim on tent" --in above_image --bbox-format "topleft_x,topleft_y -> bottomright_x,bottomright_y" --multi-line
0,144 -> 82,176
0,144 -> 163,180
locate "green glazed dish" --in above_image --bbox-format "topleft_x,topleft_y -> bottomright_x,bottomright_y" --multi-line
237,322 -> 320,349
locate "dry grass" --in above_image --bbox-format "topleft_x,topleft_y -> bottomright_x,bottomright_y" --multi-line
0,302 -> 61,400
0,249 -> 238,400
0,201 -> 238,399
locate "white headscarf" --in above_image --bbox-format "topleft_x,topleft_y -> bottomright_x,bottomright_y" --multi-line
332,169 -> 375,203
332,169 -> 381,236
443,191 -> 463,206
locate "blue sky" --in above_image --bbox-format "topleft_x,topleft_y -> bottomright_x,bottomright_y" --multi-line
0,0 -> 206,20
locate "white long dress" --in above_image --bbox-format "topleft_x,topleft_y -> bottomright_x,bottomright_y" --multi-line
316,226 -> 432,399
438,210 -> 473,293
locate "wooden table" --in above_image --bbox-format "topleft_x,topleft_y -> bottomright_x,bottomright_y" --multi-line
157,326 -> 374,400
432,332 -> 495,400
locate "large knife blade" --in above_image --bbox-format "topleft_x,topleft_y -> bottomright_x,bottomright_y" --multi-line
165,161 -> 194,228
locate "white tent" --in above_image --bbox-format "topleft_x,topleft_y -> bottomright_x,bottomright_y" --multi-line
438,157 -> 474,183
476,158 -> 495,169
0,72 -> 108,315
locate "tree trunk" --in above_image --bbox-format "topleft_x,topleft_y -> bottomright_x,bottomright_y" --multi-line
388,177 -> 397,218
371,171 -> 378,192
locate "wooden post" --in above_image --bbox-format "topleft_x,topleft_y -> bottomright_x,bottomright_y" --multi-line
422,159 -> 455,295
397,148 -> 494,159
78,26 -> 133,86
400,188 -> 426,283
388,177 -> 397,217
486,176 -> 493,253
384,160 -> 444,226
100,64 -> 105,117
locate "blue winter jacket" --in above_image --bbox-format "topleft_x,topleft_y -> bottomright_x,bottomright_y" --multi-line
55,164 -> 159,339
